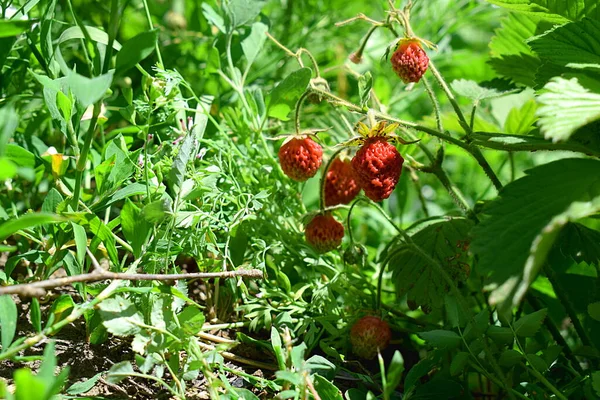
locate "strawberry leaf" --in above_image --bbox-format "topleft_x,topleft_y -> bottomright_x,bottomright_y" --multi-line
388,217 -> 473,313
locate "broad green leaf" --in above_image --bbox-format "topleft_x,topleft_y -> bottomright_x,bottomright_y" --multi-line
536,77 -> 600,142
0,213 -> 65,241
419,330 -> 462,349
142,197 -> 173,223
121,199 -> 148,259
450,352 -> 470,376
389,218 -> 473,313
589,302 -> 600,321
115,29 -> 158,74
499,349 -> 523,367
46,295 -> 75,328
267,68 -> 311,121
404,357 -> 438,391
0,158 -> 17,180
471,159 -> 600,312
0,20 -> 36,38
528,18 -> 600,68
66,372 -> 102,395
528,354 -> 549,371
98,297 -> 144,336
488,13 -> 548,86
514,309 -> 547,336
56,25 -> 121,50
65,213 -> 119,267
306,355 -> 336,380
312,374 -> 343,400
41,188 -> 63,213
13,369 -> 46,400
592,371 -> 600,397
178,306 -> 205,336
451,79 -> 514,100
201,3 -> 226,33
505,199 -> 600,309
504,99 -> 539,134
486,326 -> 514,346
227,0 -> 266,28
106,361 -> 134,384
72,222 -> 86,268
169,132 -> 197,191
5,144 -> 35,168
0,295 -> 18,351
0,106 -> 18,156
67,69 -> 114,108
484,0 -> 597,23
241,22 -> 268,68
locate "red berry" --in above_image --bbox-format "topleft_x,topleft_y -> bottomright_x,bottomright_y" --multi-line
324,158 -> 361,207
350,316 -> 392,359
278,137 -> 323,182
351,137 -> 404,202
305,214 -> 344,253
390,39 -> 429,84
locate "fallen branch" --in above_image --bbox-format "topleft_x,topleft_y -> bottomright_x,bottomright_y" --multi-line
0,269 -> 264,296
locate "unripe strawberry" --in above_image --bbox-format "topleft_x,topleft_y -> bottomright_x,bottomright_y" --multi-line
350,316 -> 392,359
305,213 -> 344,253
391,39 -> 429,84
351,137 -> 404,202
278,137 -> 323,182
324,158 -> 361,207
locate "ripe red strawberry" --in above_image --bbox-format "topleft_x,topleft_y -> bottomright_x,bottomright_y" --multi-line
390,39 -> 429,83
324,157 -> 361,207
350,316 -> 392,359
352,137 -> 404,202
278,137 -> 323,182
305,213 -> 344,253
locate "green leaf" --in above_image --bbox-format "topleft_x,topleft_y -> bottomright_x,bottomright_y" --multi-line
115,29 -> 158,74
227,0 -> 266,28
106,361 -> 134,384
267,68 -> 311,121
306,355 -> 336,380
499,349 -> 523,367
514,308 -> 547,336
419,330 -> 462,349
404,357 -> 438,391
591,371 -> 600,397
389,218 -> 473,313
5,144 -> 35,168
0,295 -> 18,351
72,222 -> 86,268
0,158 -> 17,180
312,374 -> 343,400
178,306 -> 205,336
528,18 -> 600,68
66,372 -> 102,395
471,159 -> 600,312
67,69 -> 114,108
98,297 -> 144,336
13,369 -> 46,400
486,326 -> 514,346
358,72 -> 373,108
30,298 -> 42,333
450,352 -> 470,376
536,77 -> 600,142
0,20 -> 36,38
142,197 -> 173,223
484,0 -> 596,23
121,199 -> 149,259
0,213 -> 65,241
169,132 -> 197,191
504,99 -> 539,134
488,13 -> 548,86
0,106 -> 18,156
589,302 -> 600,321
384,351 -> 404,399
451,79 -> 514,100
241,22 -> 268,68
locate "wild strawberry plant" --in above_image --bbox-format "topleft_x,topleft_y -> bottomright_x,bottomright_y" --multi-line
1,0 -> 600,399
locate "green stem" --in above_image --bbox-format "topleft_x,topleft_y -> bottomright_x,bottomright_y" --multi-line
428,61 -> 470,135
519,360 -> 567,400
422,77 -> 443,132
141,0 -> 164,68
295,91 -> 310,135
468,361 -> 528,400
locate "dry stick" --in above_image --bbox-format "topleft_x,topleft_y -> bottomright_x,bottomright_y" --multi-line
0,269 -> 264,296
